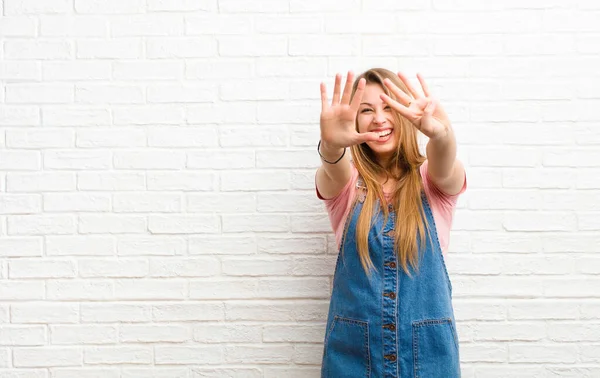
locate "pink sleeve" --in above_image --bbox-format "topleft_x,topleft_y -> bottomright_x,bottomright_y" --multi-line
316,166 -> 358,249
420,160 -> 467,256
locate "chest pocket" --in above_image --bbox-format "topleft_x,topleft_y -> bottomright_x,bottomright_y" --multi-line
413,318 -> 461,378
322,316 -> 370,378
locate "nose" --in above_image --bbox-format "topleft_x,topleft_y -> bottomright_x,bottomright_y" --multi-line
373,110 -> 387,125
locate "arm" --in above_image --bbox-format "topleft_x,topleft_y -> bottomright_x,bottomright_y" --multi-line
426,127 -> 465,196
379,71 -> 465,195
315,72 -> 379,199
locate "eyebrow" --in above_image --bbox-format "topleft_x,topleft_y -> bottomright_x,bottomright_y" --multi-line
360,103 -> 373,106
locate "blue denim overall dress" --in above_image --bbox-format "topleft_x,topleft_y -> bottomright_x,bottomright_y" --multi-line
321,177 -> 461,378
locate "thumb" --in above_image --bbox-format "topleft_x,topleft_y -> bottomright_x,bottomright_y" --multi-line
424,99 -> 436,115
355,131 -> 380,144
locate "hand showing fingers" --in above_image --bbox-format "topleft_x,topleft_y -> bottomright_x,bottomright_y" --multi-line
380,72 -> 450,140
320,72 -> 379,149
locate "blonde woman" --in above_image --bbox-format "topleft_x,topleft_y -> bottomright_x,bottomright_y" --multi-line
316,68 -> 467,378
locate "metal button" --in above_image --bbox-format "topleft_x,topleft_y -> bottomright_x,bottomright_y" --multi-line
384,291 -> 396,300
383,323 -> 396,331
385,261 -> 397,269
384,354 -> 397,361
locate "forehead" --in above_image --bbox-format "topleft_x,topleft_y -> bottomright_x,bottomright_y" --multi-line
360,83 -> 386,104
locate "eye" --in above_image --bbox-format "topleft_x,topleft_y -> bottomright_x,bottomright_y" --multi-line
360,108 -> 373,113
384,106 -> 392,111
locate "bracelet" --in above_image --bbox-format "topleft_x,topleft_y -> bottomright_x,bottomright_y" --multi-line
318,140 -> 346,164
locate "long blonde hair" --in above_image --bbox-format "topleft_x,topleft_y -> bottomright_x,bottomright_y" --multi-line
345,68 -> 430,276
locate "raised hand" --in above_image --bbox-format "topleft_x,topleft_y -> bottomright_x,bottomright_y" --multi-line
320,72 -> 381,149
380,72 -> 451,140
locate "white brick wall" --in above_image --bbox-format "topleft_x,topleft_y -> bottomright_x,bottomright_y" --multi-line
0,0 -> 599,376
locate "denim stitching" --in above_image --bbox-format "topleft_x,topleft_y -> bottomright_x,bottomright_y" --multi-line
421,192 -> 453,296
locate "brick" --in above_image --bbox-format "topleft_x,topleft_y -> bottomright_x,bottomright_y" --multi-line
0,326 -> 45,346
78,215 -> 146,234
4,41 -> 72,60
149,258 -> 220,277
148,126 -> 218,147
40,15 -> 107,37
147,37 -> 217,58
43,61 -> 111,81
187,193 -> 256,213
0,106 -> 40,126
76,128 -> 146,148
112,193 -> 182,213
186,15 -> 252,35
0,17 -> 37,37
187,150 -> 254,169
78,259 -> 148,278
44,151 -> 111,170
7,129 -> 73,149
11,303 -> 79,323
42,106 -> 111,126
148,215 -> 219,234
6,84 -> 73,104
46,236 -> 115,256
7,215 -> 75,235
119,325 -> 189,343
114,280 -> 186,300
110,15 -> 183,36
84,347 -> 152,364
13,347 -> 82,368
51,325 -> 117,345
0,238 -> 42,257
290,36 -> 359,56
47,280 -> 113,300
147,172 -> 215,191
75,0 -> 145,14
77,39 -> 142,59
76,84 -> 144,104
4,0 -> 71,14
147,84 -> 216,103
154,346 -> 223,365
78,172 -> 145,191
113,151 -> 186,169
9,260 -> 76,279
0,62 -> 41,82
148,0 -> 215,11
152,303 -> 224,322
0,194 -> 41,214
219,36 -> 287,57
44,193 -> 111,212
81,304 -> 151,323
117,236 -> 186,256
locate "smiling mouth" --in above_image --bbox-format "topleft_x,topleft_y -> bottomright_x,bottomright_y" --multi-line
377,129 -> 392,138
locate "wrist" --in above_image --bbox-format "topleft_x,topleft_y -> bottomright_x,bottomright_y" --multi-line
318,140 -> 346,164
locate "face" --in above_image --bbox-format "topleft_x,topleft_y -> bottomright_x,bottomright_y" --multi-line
356,83 -> 399,162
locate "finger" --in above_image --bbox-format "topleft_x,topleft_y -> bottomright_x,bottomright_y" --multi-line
397,71 -> 423,99
354,131 -> 381,144
320,82 -> 328,112
340,71 -> 355,105
349,78 -> 366,110
331,73 -> 342,105
380,93 -> 412,119
383,78 -> 413,107
416,73 -> 431,98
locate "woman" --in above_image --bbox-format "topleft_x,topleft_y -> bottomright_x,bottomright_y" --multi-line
316,68 -> 467,378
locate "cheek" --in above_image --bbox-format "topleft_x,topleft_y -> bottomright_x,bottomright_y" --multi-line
356,115 -> 369,133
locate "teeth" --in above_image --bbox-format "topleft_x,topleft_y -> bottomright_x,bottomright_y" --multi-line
378,129 -> 392,137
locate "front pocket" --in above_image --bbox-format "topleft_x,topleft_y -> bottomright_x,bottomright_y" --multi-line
413,318 -> 460,378
322,316 -> 370,378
